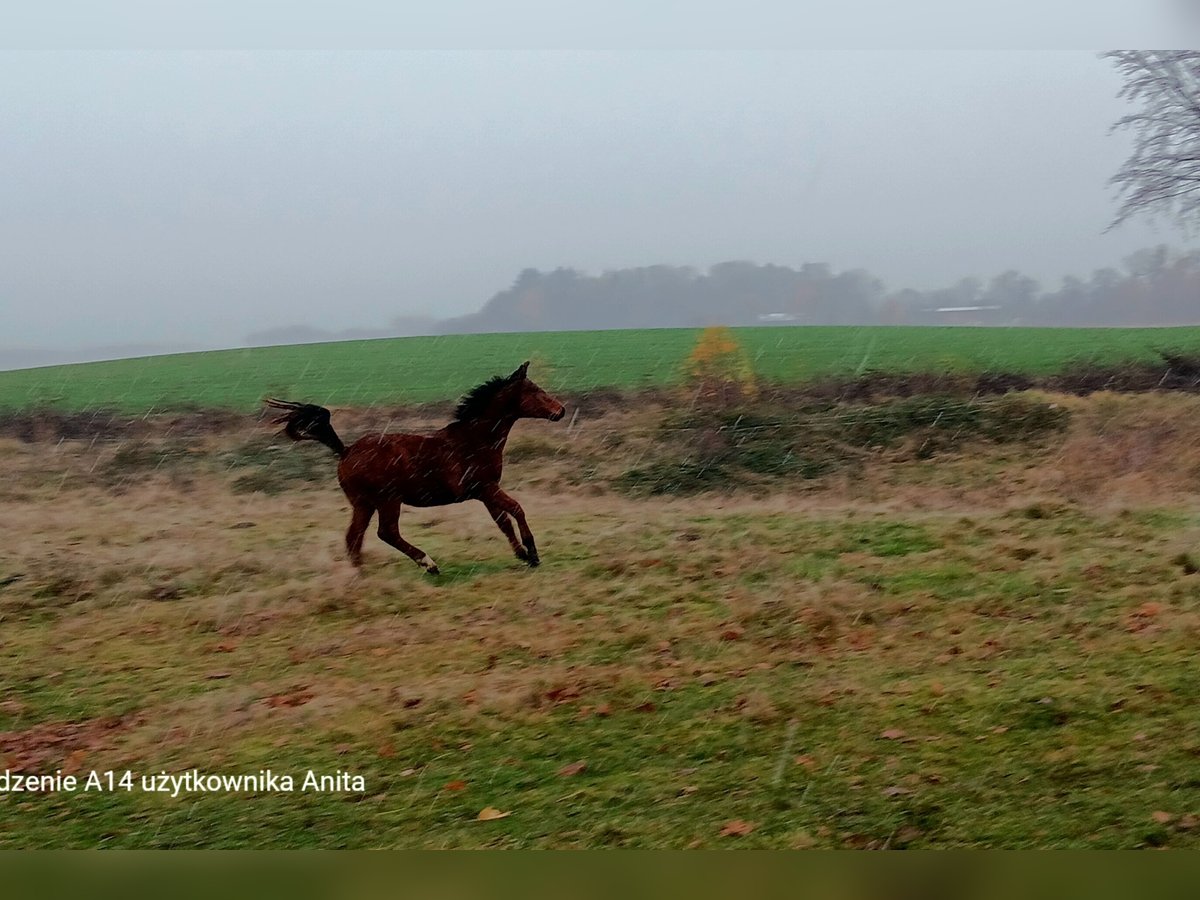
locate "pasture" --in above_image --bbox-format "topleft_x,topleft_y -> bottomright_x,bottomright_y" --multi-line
4,382 -> 1200,848
5,325 -> 1200,412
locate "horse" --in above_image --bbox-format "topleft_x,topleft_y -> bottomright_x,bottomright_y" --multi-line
264,361 -> 565,575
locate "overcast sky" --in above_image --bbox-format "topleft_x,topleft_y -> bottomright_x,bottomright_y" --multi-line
0,47 -> 1188,354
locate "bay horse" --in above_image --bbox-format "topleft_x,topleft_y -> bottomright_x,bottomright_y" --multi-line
264,362 -> 565,575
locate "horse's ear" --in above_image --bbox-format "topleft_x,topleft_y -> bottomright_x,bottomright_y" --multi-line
511,361 -> 530,381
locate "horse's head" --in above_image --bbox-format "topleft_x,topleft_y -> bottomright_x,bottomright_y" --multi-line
508,361 -> 565,422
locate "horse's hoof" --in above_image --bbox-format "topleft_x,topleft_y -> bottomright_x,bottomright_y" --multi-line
425,565 -> 441,576
526,555 -> 541,568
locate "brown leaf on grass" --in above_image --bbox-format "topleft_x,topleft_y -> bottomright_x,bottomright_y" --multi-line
634,702 -> 658,714
1126,602 -> 1167,633
378,742 -> 396,758
794,755 -> 817,771
720,625 -> 745,642
557,760 -> 587,777
719,819 -> 756,837
62,749 -> 86,775
880,728 -> 907,741
264,689 -> 314,708
476,807 -> 511,821
594,702 -> 612,717
212,640 -> 240,653
1152,811 -> 1175,825
445,780 -> 468,792
0,699 -> 25,717
882,786 -> 913,798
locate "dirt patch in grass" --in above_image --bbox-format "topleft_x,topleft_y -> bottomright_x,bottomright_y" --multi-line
0,712 -> 143,772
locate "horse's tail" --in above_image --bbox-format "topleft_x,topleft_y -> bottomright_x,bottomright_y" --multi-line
263,398 -> 347,458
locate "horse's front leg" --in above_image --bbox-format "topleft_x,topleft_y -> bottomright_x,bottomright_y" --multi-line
482,486 -> 540,567
481,497 -> 530,563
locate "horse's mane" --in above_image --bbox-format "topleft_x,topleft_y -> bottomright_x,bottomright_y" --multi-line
454,375 -> 511,422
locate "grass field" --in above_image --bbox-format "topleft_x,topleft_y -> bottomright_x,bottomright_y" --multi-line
5,391 -> 1200,847
5,325 -> 1200,413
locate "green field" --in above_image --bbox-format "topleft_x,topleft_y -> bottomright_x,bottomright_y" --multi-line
4,325 -> 1200,413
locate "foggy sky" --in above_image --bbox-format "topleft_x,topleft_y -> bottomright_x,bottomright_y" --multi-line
0,49 -> 1184,358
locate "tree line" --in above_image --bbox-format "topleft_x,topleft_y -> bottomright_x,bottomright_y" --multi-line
432,245 -> 1200,334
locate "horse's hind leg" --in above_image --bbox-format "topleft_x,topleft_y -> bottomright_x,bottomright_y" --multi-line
345,502 -> 374,568
377,500 -> 440,575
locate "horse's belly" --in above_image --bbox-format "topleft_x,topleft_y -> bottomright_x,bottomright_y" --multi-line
402,487 -> 460,507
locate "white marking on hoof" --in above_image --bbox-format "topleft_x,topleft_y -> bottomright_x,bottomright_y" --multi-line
419,555 -> 437,570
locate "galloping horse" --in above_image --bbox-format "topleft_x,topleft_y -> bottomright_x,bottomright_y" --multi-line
265,362 -> 565,574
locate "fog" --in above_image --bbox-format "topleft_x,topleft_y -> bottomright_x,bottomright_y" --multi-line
0,48 -> 1189,367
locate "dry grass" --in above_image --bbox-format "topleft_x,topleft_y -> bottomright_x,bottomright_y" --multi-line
4,392 -> 1200,847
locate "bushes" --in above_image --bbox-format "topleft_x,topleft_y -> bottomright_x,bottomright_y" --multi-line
615,394 -> 1069,496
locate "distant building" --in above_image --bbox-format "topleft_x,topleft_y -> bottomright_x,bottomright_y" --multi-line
919,305 -> 1004,325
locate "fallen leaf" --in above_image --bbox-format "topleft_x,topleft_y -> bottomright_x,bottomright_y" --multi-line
1152,811 -> 1175,825
212,641 -> 240,653
880,728 -> 907,741
882,786 -> 913,797
477,807 -> 511,821
62,749 -> 86,775
557,760 -> 587,777
794,755 -> 817,771
264,689 -> 314,708
719,819 -> 756,837
378,742 -> 396,758
445,780 -> 468,792
594,703 -> 612,717
720,626 -> 745,642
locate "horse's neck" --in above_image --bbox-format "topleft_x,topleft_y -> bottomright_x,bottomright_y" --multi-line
450,414 -> 517,451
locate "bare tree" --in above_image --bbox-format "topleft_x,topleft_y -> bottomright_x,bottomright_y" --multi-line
1106,51 -> 1200,231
